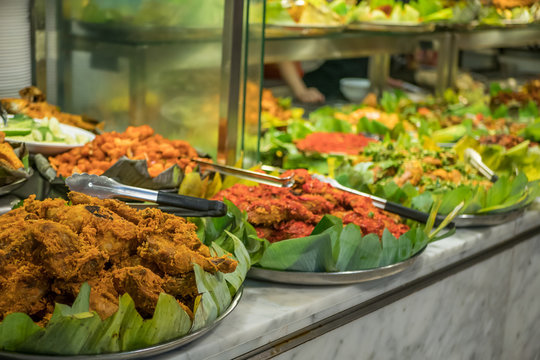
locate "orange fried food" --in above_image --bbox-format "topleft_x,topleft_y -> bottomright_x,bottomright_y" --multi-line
213,169 -> 409,242
295,132 -> 376,155
0,192 -> 237,324
1,86 -> 102,132
111,266 -> 165,318
0,261 -> 50,322
0,132 -> 24,170
49,125 -> 198,178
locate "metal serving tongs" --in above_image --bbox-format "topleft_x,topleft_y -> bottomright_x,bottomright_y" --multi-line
195,158 -> 294,188
65,173 -> 227,217
311,174 -> 449,226
464,148 -> 499,183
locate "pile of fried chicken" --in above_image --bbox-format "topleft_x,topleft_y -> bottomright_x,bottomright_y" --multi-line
0,192 -> 237,326
213,169 -> 409,242
49,125 -> 198,178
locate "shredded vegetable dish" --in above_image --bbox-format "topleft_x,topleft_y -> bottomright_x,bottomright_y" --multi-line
362,142 -> 492,191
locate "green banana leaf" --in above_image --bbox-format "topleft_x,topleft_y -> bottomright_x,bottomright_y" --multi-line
196,201 -> 454,273
338,160 -> 538,216
455,136 -> 540,182
0,229 -> 249,356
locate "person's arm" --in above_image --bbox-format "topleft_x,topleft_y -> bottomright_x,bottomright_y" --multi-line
278,61 -> 325,103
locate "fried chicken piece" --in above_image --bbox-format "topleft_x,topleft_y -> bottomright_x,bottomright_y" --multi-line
0,98 -> 28,113
0,142 -> 24,170
69,192 -> 142,225
0,218 -> 35,269
88,274 -> 119,319
19,86 -> 46,103
138,208 -> 208,252
136,208 -> 237,275
0,261 -> 50,321
47,203 -> 139,260
31,220 -> 108,282
112,266 -> 164,318
15,195 -> 69,220
138,235 -> 237,276
162,273 -> 199,311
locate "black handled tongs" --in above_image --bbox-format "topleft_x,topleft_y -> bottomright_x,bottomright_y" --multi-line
311,174 -> 449,226
195,158 -> 294,188
464,148 -> 499,183
65,173 -> 227,217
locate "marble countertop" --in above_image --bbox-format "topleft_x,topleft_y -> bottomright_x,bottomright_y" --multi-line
157,202 -> 540,360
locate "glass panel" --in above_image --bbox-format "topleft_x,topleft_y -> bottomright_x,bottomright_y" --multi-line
53,0 -> 227,158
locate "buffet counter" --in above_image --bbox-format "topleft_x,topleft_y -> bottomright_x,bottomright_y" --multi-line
158,201 -> 540,360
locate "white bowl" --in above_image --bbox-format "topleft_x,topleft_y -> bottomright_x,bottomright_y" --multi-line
339,78 -> 371,103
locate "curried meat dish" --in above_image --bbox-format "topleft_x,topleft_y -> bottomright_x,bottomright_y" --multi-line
49,125 -> 198,178
0,192 -> 237,326
213,169 -> 409,242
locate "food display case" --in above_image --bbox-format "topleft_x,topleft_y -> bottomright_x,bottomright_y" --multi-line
1,0 -> 540,359
40,0 -> 265,164
263,20 -> 540,96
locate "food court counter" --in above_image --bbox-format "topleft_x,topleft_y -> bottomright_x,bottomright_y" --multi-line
157,200 -> 540,360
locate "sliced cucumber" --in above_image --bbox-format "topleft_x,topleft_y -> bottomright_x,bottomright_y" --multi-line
2,128 -> 32,136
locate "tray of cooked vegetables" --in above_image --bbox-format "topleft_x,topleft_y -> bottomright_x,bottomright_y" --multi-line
259,83 -> 540,227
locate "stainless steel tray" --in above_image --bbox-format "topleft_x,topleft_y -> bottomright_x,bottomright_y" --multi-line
454,207 -> 527,227
248,248 -> 425,285
265,23 -> 345,37
346,21 -> 435,33
0,288 -> 243,360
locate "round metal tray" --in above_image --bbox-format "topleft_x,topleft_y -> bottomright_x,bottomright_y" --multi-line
248,248 -> 425,285
453,207 -> 527,227
0,288 -> 243,360
346,21 -> 435,33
